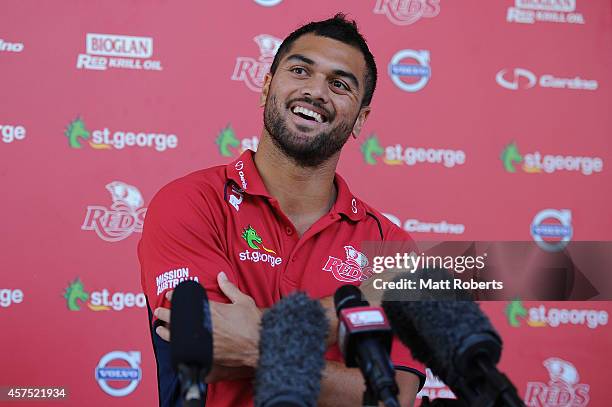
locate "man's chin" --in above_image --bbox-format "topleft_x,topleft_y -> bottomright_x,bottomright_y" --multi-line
294,124 -> 317,133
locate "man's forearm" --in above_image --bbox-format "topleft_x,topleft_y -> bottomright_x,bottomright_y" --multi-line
317,295 -> 420,406
318,360 -> 365,407
319,361 -> 420,407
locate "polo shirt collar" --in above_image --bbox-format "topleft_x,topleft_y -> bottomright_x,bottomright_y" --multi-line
332,173 -> 366,222
226,150 -> 366,222
226,150 -> 272,198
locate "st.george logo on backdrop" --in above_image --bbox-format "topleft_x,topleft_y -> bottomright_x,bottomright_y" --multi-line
1,123 -> 26,144
500,141 -> 603,176
81,181 -> 147,242
64,116 -> 179,152
505,299 -> 609,329
360,134 -> 466,169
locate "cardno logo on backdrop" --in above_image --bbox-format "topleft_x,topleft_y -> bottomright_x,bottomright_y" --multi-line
496,67 -> 598,91
496,68 -> 537,90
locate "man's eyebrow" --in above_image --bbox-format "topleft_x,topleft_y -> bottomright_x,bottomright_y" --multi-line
286,54 -> 315,65
285,54 -> 360,90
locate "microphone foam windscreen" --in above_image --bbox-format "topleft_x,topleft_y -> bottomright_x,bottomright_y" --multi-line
170,280 -> 213,372
255,292 -> 329,407
383,297 -> 499,382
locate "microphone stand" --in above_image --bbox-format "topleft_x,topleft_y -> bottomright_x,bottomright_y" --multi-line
362,383 -> 400,407
420,396 -> 468,406
362,385 -> 378,407
177,364 -> 205,407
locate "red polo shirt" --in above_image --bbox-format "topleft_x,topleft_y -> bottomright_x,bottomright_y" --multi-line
139,150 -> 425,407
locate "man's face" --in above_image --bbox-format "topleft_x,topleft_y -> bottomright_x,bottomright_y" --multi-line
261,34 -> 370,167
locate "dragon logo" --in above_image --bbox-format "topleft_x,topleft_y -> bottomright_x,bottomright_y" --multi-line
65,117 -> 91,148
525,358 -> 590,406
501,142 -> 524,173
81,181 -> 147,242
215,125 -> 259,158
64,278 -> 110,311
216,125 -> 241,157
64,278 -> 90,311
242,225 -> 277,254
505,299 -> 528,327
361,135 -> 385,165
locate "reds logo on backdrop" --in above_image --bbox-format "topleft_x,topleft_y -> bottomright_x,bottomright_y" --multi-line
524,357 -> 590,407
81,181 -> 147,242
373,0 -> 440,26
322,245 -> 374,283
231,34 -> 282,92
417,369 -> 456,401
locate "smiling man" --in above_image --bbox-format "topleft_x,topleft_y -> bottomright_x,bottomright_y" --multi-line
139,13 -> 425,407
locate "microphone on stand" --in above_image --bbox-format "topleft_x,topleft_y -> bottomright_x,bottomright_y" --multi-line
254,292 -> 328,407
334,285 -> 399,407
382,269 -> 525,407
170,281 -> 213,407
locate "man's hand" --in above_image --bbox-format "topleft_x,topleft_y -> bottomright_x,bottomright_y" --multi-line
209,272 -> 262,368
154,272 -> 262,369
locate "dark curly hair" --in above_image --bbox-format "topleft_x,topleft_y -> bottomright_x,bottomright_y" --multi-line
270,13 -> 378,107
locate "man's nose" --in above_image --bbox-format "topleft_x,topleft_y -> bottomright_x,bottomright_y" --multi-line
301,74 -> 329,104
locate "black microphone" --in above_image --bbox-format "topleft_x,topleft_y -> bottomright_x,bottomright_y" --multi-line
334,285 -> 399,407
254,292 -> 328,407
382,269 -> 524,407
170,280 -> 213,407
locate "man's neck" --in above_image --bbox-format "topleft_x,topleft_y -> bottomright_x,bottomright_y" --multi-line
253,135 -> 338,236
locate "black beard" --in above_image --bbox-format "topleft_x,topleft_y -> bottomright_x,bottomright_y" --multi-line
264,95 -> 355,168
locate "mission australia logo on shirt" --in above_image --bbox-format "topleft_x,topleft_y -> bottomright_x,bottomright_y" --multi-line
239,225 -> 283,268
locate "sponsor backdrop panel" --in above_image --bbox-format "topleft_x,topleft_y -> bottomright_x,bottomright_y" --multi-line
1,0 -> 611,406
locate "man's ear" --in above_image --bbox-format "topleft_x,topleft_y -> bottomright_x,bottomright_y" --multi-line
351,106 -> 371,138
260,73 -> 272,107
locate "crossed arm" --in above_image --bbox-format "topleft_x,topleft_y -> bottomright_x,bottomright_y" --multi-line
154,272 -> 420,407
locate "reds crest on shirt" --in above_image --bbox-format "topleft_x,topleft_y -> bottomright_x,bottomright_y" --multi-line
322,245 -> 374,283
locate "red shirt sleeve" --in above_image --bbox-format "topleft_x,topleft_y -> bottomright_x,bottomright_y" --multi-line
138,178 -> 232,318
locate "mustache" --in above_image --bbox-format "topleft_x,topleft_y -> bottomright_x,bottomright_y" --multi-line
285,97 -> 334,121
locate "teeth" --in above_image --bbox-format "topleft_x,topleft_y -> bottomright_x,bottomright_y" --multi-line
292,106 -> 324,123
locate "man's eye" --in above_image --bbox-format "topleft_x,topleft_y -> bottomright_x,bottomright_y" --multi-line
291,67 -> 306,75
332,80 -> 348,90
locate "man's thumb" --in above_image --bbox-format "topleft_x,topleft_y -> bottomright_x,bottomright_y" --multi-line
217,272 -> 243,303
